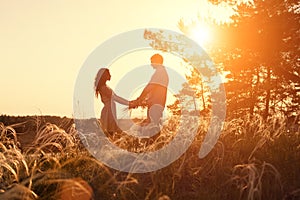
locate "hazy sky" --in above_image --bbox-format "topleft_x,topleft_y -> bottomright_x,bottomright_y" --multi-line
1,0 -> 236,117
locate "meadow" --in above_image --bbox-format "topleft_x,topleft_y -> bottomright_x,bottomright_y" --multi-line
0,114 -> 299,200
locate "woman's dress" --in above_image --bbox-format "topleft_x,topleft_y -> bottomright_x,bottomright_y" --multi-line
99,85 -> 128,133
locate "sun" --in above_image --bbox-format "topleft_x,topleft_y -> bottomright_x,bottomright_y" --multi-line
178,0 -> 238,48
190,23 -> 211,47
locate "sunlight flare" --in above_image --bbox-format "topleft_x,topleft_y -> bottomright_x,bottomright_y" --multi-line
190,23 -> 211,46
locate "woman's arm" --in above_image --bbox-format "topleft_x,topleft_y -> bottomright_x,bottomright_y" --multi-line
112,92 -> 129,105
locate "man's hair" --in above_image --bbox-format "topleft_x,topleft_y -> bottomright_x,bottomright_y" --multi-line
151,54 -> 163,64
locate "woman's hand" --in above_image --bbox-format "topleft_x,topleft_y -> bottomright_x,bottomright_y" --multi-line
129,99 -> 139,109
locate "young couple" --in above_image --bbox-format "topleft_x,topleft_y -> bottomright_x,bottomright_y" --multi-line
94,54 -> 169,137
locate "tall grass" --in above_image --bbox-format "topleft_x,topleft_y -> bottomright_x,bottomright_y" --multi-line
0,114 -> 299,199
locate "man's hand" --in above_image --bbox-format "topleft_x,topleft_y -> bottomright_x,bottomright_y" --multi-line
129,99 -> 140,109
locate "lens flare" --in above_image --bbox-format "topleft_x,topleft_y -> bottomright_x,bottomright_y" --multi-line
190,24 -> 211,46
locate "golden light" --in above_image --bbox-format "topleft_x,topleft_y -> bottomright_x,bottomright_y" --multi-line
179,0 -> 239,47
190,23 -> 211,46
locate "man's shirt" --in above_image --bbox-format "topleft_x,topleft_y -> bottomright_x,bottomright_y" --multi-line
139,65 -> 169,107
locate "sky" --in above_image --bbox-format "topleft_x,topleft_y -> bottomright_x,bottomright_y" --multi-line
0,0 -> 203,117
0,0 -> 239,117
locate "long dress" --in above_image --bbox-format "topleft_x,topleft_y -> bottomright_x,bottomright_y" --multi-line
99,85 -> 128,133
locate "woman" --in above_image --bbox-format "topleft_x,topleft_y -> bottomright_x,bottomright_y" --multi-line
94,68 -> 129,134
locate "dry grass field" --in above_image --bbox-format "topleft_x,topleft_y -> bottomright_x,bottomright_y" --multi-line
0,114 -> 299,199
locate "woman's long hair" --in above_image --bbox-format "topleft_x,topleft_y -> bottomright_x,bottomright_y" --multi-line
94,68 -> 109,98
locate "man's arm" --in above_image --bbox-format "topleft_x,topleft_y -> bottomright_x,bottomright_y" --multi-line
137,83 -> 156,101
129,83 -> 155,109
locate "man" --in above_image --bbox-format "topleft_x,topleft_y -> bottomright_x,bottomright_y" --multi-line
129,53 -> 169,137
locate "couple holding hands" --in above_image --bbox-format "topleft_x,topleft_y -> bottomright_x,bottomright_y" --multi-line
94,54 -> 169,137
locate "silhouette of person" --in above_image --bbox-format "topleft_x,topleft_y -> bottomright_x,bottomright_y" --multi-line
129,54 -> 169,137
95,68 -> 129,134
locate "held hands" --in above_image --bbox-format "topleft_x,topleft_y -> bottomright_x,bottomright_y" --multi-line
129,99 -> 140,109
129,98 -> 148,109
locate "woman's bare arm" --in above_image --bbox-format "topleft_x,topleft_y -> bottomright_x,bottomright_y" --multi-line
112,93 -> 129,105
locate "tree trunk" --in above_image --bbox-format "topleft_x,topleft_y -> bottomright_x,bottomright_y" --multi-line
192,97 -> 197,112
201,82 -> 206,110
264,65 -> 271,119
